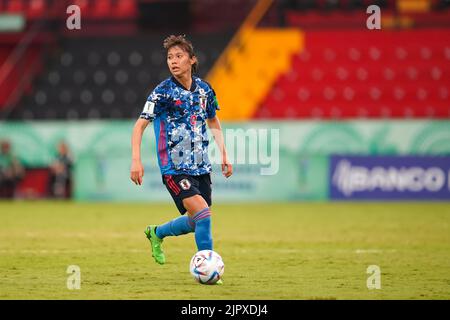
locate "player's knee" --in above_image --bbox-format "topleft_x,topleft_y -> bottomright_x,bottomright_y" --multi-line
183,195 -> 209,215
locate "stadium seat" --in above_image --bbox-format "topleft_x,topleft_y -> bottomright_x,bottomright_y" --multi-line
6,0 -> 24,13
72,0 -> 89,16
112,0 -> 137,19
11,33 -> 231,119
256,29 -> 450,119
27,0 -> 46,19
92,0 -> 112,18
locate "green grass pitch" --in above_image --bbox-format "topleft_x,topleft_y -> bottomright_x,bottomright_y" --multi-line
0,201 -> 449,299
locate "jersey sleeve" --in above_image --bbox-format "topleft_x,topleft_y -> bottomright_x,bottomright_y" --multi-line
206,87 -> 220,119
140,85 -> 167,121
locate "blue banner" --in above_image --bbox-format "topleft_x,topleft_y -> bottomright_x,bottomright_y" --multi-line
330,156 -> 450,200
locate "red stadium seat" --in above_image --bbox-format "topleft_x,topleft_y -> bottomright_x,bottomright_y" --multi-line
72,0 -> 90,17
27,0 -> 46,19
15,168 -> 51,199
113,0 -> 137,19
7,0 -> 24,13
92,0 -> 112,18
256,29 -> 450,120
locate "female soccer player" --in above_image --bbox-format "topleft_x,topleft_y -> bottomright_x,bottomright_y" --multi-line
130,35 -> 232,269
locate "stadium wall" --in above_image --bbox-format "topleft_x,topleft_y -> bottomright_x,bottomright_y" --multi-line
1,120 -> 449,201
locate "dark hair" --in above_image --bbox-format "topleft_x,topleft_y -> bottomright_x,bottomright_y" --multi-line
163,34 -> 198,73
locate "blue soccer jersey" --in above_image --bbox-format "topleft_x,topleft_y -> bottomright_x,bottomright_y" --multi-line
140,76 -> 219,176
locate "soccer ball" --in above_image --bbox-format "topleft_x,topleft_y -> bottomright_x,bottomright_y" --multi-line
189,250 -> 224,285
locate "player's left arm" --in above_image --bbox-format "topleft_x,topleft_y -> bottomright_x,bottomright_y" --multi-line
207,115 -> 232,178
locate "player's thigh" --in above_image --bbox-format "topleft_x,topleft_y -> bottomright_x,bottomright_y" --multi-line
183,195 -> 209,217
198,174 -> 212,207
162,174 -> 199,214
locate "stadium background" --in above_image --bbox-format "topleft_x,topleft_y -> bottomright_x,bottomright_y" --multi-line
0,0 -> 449,300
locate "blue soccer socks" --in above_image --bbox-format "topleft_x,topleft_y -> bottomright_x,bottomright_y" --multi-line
155,215 -> 195,239
154,207 -> 213,251
192,207 -> 213,251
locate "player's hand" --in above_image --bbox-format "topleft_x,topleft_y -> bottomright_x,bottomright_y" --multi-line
222,158 -> 233,178
130,159 -> 144,185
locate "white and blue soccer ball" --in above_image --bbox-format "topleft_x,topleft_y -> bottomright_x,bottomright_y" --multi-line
190,250 -> 224,285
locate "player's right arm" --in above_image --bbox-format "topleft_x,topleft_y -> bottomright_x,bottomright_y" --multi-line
130,84 -> 167,186
130,118 -> 150,185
